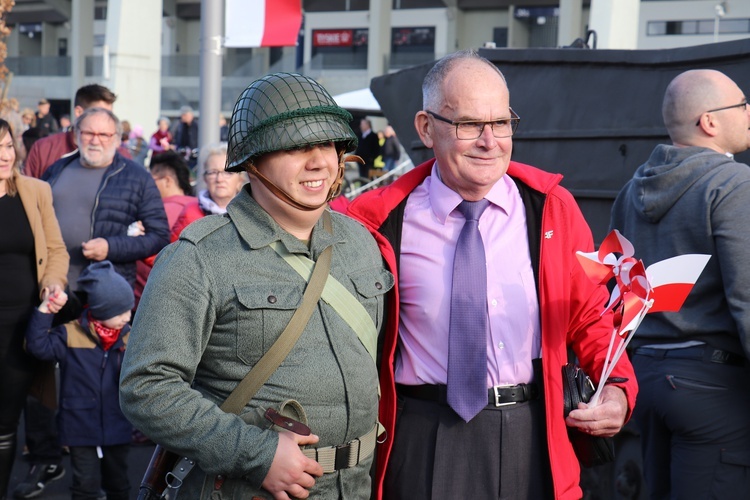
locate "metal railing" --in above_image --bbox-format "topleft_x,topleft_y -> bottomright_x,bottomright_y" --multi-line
4,56 -> 71,76
345,158 -> 414,199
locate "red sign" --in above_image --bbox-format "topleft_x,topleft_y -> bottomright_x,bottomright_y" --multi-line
313,29 -> 354,47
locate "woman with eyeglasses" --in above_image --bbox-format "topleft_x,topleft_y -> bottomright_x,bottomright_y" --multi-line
170,142 -> 246,241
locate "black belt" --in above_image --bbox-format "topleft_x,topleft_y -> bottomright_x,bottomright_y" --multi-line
633,345 -> 747,367
397,383 -> 539,407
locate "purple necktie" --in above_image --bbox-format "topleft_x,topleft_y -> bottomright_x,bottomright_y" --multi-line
447,199 -> 490,422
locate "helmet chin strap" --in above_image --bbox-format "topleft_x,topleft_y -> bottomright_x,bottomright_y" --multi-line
246,152 -> 362,212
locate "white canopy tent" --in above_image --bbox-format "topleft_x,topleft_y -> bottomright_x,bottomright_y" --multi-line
332,88 -> 383,116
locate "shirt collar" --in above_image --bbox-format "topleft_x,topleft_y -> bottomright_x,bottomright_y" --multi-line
428,161 -> 514,224
226,185 -> 343,258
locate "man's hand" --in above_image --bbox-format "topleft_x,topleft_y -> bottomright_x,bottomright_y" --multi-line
82,238 -> 109,261
565,385 -> 628,437
262,431 -> 323,500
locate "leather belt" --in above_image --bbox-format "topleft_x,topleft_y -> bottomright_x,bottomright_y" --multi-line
397,383 -> 539,407
633,346 -> 746,367
301,424 -> 377,473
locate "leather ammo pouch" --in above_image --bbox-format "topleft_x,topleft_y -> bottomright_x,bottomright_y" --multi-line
561,363 -> 615,467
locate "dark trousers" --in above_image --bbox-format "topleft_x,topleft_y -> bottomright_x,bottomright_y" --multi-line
0,305 -> 37,496
358,162 -> 371,179
384,396 -> 553,500
632,347 -> 750,499
69,444 -> 130,500
24,394 -> 62,465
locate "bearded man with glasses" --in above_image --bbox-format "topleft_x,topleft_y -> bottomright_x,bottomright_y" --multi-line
347,49 -> 637,499
611,69 -> 750,499
41,107 -> 169,297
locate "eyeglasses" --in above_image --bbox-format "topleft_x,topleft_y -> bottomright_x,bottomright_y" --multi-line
695,100 -> 748,126
79,130 -> 117,142
426,109 -> 520,140
203,170 -> 236,180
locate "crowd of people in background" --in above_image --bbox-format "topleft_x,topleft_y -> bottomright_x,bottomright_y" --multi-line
0,85 -> 222,499
0,96 -> 240,179
354,118 -> 404,181
0,92 -> 405,188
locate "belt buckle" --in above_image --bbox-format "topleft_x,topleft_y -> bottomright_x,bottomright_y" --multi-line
334,443 -> 351,470
493,384 -> 517,407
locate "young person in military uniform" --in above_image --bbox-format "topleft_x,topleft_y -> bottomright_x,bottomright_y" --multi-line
119,72 -> 393,499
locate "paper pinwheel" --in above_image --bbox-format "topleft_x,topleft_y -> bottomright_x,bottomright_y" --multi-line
575,229 -> 710,405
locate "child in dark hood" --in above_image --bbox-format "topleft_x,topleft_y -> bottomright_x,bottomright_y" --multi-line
25,261 -> 134,500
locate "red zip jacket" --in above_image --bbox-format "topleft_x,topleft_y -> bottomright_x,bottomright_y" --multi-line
347,159 -> 638,500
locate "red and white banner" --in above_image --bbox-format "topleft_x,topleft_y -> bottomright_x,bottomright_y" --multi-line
225,0 -> 302,48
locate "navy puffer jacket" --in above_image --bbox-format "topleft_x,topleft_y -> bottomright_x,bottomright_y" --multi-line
43,151 -> 170,285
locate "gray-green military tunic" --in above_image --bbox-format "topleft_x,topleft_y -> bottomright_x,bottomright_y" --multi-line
119,186 -> 393,499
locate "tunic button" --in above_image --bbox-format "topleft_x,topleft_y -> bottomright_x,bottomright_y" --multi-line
267,295 -> 277,304
375,282 -> 383,290
498,341 -> 505,349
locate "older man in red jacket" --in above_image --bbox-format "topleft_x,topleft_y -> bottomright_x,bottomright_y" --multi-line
347,49 -> 637,500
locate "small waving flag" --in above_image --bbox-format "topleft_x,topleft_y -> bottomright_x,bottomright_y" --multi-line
646,254 -> 711,313
575,230 -> 710,405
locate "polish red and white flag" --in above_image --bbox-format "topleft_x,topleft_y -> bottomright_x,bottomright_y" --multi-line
225,0 -> 302,48
576,229 -> 710,406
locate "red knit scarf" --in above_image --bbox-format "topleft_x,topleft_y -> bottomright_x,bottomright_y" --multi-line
88,312 -> 122,351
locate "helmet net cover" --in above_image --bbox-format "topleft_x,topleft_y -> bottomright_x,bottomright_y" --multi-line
226,72 -> 358,172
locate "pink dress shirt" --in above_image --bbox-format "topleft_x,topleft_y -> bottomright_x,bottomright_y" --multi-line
395,163 -> 541,387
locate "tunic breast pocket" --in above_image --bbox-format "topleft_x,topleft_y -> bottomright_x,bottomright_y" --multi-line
233,282 -> 305,366
348,267 -> 394,332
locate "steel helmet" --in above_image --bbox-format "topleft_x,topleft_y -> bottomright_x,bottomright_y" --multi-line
225,72 -> 358,172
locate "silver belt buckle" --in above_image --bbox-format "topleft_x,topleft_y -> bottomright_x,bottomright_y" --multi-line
493,384 -> 517,407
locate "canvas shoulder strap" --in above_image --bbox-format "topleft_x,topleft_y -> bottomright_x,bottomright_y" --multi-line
220,210 -> 333,414
270,240 -> 378,364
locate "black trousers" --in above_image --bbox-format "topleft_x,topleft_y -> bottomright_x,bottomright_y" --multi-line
632,347 -> 750,499
384,396 -> 553,500
0,304 -> 37,496
23,395 -> 62,464
358,162 -> 371,179
69,444 -> 130,500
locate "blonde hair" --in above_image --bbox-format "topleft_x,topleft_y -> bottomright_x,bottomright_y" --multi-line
20,107 -> 36,126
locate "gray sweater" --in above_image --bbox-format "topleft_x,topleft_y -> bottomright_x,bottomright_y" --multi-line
610,144 -> 750,358
120,187 -> 392,498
